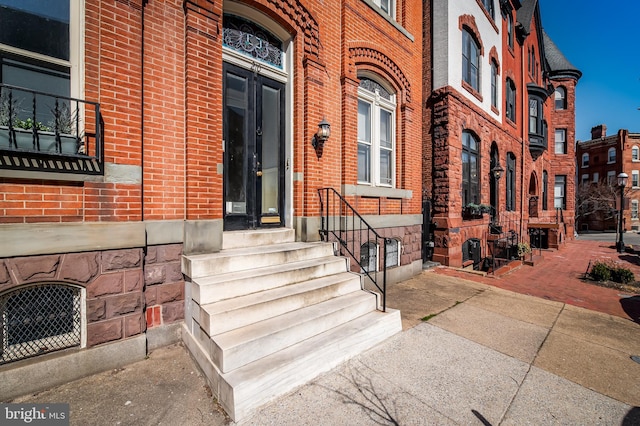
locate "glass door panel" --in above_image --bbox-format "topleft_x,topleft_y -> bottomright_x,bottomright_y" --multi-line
260,84 -> 281,224
224,71 -> 249,217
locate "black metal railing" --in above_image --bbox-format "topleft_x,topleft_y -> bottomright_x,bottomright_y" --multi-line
0,83 -> 103,175
487,213 -> 523,273
318,187 -> 389,312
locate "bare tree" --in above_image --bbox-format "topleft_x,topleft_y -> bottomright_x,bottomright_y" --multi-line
575,180 -> 618,221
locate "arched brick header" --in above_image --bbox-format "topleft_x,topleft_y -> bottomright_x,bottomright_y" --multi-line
263,0 -> 320,58
184,0 -> 321,59
459,14 -> 484,56
489,46 -> 500,73
348,46 -> 412,104
504,68 -> 516,83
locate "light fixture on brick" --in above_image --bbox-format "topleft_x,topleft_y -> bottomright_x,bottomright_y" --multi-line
312,117 -> 331,155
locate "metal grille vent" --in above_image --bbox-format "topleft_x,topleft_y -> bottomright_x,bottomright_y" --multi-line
1,284 -> 81,365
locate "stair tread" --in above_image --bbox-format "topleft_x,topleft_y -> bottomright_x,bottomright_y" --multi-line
212,290 -> 374,350
185,241 -> 331,262
224,308 -> 401,389
193,255 -> 346,286
202,271 -> 359,315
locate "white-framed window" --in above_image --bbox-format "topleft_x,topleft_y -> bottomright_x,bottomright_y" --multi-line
358,76 -> 396,187
385,238 -> 401,267
633,146 -> 639,161
607,170 -> 616,184
372,0 -> 395,19
581,174 -> 589,185
592,172 -> 599,183
554,86 -> 566,110
554,175 -> 566,209
360,242 -> 378,273
608,147 -> 616,164
490,60 -> 498,109
633,171 -> 639,188
555,129 -> 566,154
632,200 -> 639,220
581,153 -> 589,168
0,0 -> 83,105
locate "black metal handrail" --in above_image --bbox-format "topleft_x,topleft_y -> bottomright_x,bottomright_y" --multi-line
318,187 -> 388,312
0,83 -> 103,174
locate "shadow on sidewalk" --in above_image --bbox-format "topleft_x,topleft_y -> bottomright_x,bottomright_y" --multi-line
620,296 -> 640,324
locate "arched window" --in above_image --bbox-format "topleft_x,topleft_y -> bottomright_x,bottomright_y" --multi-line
554,87 -> 566,110
490,60 -> 498,108
462,28 -> 480,92
1,283 -> 83,365
222,15 -> 284,69
582,153 -> 589,167
462,131 -> 480,206
608,147 -> 616,164
357,76 -> 396,187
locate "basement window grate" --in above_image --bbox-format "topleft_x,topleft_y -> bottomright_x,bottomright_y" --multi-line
1,284 -> 81,365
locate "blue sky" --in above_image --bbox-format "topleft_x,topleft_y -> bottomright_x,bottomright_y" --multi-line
539,0 -> 640,141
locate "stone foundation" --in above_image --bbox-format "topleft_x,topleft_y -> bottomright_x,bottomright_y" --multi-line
0,243 -> 184,352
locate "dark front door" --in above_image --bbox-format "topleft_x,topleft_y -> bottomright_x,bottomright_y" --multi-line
223,62 -> 285,230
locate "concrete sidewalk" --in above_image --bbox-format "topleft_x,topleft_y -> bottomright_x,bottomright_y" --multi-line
8,268 -> 640,424
238,273 -> 640,425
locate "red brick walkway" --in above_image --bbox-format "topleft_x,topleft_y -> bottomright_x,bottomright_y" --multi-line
432,239 -> 640,322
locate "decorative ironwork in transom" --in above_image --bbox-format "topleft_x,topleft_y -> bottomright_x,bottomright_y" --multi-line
1,283 -> 81,365
359,78 -> 392,100
223,15 -> 283,69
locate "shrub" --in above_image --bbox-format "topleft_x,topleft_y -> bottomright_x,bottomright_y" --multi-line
590,260 -> 635,284
611,267 -> 635,284
590,261 -> 611,282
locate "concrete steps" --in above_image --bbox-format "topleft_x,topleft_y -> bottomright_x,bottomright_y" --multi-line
181,229 -> 402,421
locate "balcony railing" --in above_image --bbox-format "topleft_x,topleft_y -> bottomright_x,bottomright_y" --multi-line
0,83 -> 103,175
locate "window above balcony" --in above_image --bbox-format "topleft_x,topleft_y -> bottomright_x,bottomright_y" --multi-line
0,1 -> 101,179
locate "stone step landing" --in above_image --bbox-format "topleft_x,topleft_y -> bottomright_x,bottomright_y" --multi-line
182,234 -> 402,422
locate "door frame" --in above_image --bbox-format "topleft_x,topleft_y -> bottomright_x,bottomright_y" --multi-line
222,61 -> 286,231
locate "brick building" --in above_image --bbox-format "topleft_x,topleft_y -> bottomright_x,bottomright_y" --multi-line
576,124 -> 640,233
423,0 -> 581,268
0,0 -> 422,419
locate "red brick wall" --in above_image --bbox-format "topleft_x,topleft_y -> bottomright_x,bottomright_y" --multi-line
143,0 -> 186,220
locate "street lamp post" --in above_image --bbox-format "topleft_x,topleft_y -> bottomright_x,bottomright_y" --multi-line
616,172 -> 628,253
491,162 -> 504,221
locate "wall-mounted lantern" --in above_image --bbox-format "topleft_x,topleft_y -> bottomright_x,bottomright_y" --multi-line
312,118 -> 331,155
491,162 -> 504,180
